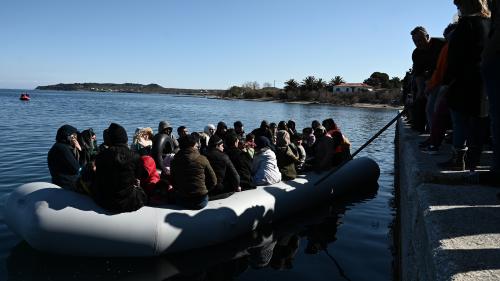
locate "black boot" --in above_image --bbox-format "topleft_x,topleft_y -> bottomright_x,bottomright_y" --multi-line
438,148 -> 466,171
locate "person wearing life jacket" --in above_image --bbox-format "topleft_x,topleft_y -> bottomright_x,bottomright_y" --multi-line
322,118 -> 351,166
313,119 -> 351,171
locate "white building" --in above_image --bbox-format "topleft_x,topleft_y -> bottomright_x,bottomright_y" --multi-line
332,83 -> 374,93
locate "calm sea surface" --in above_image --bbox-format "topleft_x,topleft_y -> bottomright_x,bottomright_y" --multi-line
0,89 -> 398,281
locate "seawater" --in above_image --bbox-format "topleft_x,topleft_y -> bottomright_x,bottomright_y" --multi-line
0,89 -> 397,281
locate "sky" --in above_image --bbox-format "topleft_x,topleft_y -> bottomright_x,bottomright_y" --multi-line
0,1 -> 458,90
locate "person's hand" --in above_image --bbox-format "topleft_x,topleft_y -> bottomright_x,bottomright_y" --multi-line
71,137 -> 82,151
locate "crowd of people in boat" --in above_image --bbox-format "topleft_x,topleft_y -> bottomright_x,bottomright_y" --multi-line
402,0 -> 499,186
47,119 -> 351,213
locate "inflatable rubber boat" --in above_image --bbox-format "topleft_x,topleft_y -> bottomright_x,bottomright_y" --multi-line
3,157 -> 379,257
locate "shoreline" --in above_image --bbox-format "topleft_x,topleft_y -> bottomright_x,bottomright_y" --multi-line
212,96 -> 402,110
28,88 -> 403,110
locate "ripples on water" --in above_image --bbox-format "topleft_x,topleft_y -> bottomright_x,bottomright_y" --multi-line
0,89 -> 398,281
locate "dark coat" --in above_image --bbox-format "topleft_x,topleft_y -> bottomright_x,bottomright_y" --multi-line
226,146 -> 255,190
412,38 -> 446,79
93,144 -> 146,213
445,16 -> 490,117
206,148 -> 240,194
171,147 -> 217,198
47,125 -> 80,190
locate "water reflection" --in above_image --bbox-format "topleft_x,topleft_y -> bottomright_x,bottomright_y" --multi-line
6,184 -> 377,281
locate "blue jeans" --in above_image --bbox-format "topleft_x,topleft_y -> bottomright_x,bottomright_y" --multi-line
175,193 -> 208,210
481,55 -> 500,172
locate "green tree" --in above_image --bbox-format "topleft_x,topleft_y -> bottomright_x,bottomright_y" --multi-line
364,72 -> 390,88
330,76 -> 345,86
301,76 -> 318,91
316,78 -> 327,90
284,79 -> 299,92
388,77 -> 402,89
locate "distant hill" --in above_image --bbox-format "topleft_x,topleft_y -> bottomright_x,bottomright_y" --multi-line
35,83 -> 221,94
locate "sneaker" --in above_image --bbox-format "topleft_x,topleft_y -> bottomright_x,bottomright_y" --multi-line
421,145 -> 439,155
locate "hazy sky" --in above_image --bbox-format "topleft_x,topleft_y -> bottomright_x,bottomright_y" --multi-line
0,1 -> 457,90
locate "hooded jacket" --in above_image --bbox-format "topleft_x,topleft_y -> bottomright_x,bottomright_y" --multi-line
47,125 -> 81,190
252,147 -> 281,185
275,131 -> 300,180
171,147 -> 217,198
93,144 -> 146,213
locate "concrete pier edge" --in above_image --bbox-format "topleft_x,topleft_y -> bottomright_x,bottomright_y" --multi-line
396,115 -> 500,281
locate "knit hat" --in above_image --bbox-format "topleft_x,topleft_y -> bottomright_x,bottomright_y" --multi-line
158,121 -> 172,133
208,135 -> 223,147
255,136 -> 271,150
108,123 -> 128,145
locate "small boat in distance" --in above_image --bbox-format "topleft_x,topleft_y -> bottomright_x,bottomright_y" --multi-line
19,93 -> 31,101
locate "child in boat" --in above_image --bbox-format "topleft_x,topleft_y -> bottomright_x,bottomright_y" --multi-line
131,127 -> 153,156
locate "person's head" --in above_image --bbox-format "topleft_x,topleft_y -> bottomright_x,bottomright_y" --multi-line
411,26 -> 430,49
287,120 -> 296,130
453,0 -> 490,17
322,118 -> 338,132
260,120 -> 270,130
443,23 -> 458,41
179,133 -> 200,150
255,136 -> 271,150
314,126 -> 326,138
277,121 -> 288,131
311,120 -> 321,130
269,122 -> 277,132
246,133 -> 255,143
276,130 -> 291,147
204,124 -> 216,136
55,124 -> 78,145
216,121 -> 227,135
292,133 -> 303,145
303,127 -> 313,136
177,126 -> 189,138
208,135 -> 224,152
141,127 -> 154,140
158,121 -> 173,135
234,121 -> 244,133
108,123 -> 128,146
79,128 -> 95,144
225,133 -> 239,148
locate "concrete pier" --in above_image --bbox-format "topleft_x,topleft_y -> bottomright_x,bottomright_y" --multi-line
397,118 -> 500,281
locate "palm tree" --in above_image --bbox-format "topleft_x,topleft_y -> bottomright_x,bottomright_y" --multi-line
301,76 -> 318,91
330,76 -> 345,86
316,78 -> 327,90
284,79 -> 299,92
